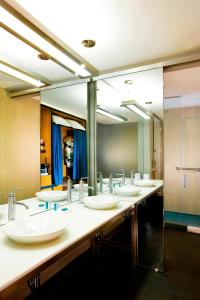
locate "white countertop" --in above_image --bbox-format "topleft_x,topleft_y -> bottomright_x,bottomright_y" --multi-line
0,180 -> 163,292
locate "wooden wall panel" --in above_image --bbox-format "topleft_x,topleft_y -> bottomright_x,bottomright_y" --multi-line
0,88 -> 40,203
164,106 -> 200,215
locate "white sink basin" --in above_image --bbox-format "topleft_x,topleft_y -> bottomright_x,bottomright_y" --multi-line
102,178 -> 122,184
114,185 -> 141,196
73,183 -> 88,192
134,180 -> 155,187
35,191 -> 67,202
3,213 -> 68,244
83,195 -> 120,210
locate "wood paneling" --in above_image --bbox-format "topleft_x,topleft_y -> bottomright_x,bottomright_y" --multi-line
164,106 -> 200,215
40,106 -> 51,175
0,88 -> 40,203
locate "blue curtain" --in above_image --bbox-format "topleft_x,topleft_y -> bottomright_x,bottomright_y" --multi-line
73,129 -> 87,180
52,124 -> 63,185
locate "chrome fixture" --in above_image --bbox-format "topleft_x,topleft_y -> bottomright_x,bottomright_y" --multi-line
176,167 -> 200,171
121,100 -> 151,120
109,174 -> 113,193
115,169 -> 125,185
8,192 -> 29,221
79,177 -> 88,202
130,170 -> 135,185
67,176 -> 72,202
96,106 -> 128,122
97,172 -> 103,193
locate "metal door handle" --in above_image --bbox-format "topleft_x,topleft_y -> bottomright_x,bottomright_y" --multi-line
183,175 -> 186,189
176,167 -> 200,171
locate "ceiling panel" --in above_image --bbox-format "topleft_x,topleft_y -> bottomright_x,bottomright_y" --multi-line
0,71 -> 31,90
12,0 -> 200,72
0,27 -> 75,86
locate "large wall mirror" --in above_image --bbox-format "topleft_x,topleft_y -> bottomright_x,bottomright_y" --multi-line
0,81 -> 88,205
40,82 -> 88,192
96,67 -> 164,271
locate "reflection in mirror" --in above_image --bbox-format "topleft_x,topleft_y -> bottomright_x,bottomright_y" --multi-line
96,67 -> 164,271
0,81 -> 88,206
40,82 -> 88,197
97,68 -> 163,181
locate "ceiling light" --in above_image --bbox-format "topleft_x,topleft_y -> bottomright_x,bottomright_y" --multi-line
0,6 -> 91,77
124,80 -> 133,85
38,53 -> 51,60
0,61 -> 45,87
121,101 -> 151,120
82,40 -> 96,48
96,106 -> 127,122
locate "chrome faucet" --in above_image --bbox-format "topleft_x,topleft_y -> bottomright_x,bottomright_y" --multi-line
109,174 -> 113,193
79,178 -> 86,202
115,169 -> 125,185
67,176 -> 72,202
97,172 -> 103,193
131,170 -> 135,185
8,191 -> 29,221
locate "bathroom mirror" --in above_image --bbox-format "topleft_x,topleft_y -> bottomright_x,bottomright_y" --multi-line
96,67 -> 164,271
40,82 -> 88,192
96,67 -> 163,180
0,81 -> 88,204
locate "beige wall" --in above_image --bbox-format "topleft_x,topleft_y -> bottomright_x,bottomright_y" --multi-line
0,88 -> 40,204
97,122 -> 138,177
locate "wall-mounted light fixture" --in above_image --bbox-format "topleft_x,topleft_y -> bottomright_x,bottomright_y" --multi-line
0,6 -> 91,77
0,61 -> 45,87
96,106 -> 127,122
121,100 -> 151,120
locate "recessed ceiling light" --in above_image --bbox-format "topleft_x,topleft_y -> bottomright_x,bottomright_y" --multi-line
82,39 -> 96,48
124,80 -> 133,85
38,53 -> 51,60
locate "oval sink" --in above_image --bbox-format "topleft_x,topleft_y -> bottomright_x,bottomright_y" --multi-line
73,183 -> 88,192
114,185 -> 141,196
134,180 -> 155,187
102,178 -> 122,184
35,191 -> 67,202
83,195 -> 120,210
3,213 -> 68,244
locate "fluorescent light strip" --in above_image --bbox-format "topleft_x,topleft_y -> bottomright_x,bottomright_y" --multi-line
0,62 -> 44,87
96,107 -> 126,122
0,7 -> 91,77
126,104 -> 151,120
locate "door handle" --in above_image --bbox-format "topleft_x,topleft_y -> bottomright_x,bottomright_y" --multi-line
183,175 -> 186,189
176,167 -> 200,171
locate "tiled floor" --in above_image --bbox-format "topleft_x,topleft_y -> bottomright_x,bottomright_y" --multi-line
26,223 -> 200,300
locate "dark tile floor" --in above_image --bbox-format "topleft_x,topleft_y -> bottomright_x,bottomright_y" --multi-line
26,230 -> 200,300
26,196 -> 200,300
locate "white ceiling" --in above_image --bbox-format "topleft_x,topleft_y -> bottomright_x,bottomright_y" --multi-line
0,0 -> 200,121
12,0 -> 200,72
1,0 -> 200,90
164,65 -> 200,109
